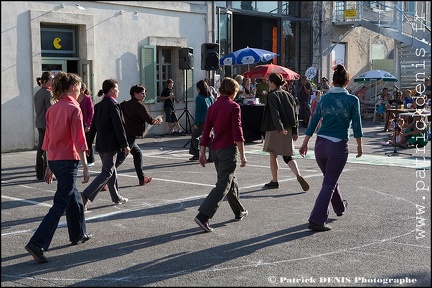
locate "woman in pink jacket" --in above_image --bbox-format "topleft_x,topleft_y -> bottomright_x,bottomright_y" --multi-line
25,72 -> 91,263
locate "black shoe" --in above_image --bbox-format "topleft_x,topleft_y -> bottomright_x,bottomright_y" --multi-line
194,216 -> 213,232
337,200 -> 348,217
297,175 -> 310,192
307,221 -> 331,232
25,242 -> 48,263
234,210 -> 248,221
263,180 -> 279,189
189,155 -> 199,161
206,158 -> 214,163
71,233 -> 92,245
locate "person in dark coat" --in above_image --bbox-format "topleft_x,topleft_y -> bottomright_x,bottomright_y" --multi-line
81,79 -> 130,211
115,84 -> 162,186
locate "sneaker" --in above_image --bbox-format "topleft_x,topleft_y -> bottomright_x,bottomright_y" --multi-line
206,158 -> 214,163
139,176 -> 152,186
194,217 -> 213,232
189,155 -> 199,161
337,200 -> 348,217
25,242 -> 48,263
115,197 -> 128,204
263,180 -> 279,189
234,210 -> 248,221
87,162 -> 95,167
178,130 -> 186,135
81,193 -> 89,212
297,175 -> 310,192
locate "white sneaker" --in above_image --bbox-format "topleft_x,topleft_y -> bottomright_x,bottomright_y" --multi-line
234,210 -> 248,221
115,197 -> 128,204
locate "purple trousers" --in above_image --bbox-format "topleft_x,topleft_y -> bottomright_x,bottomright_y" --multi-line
309,136 -> 348,225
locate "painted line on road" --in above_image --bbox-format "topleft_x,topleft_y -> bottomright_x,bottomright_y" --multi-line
1,171 -> 329,237
245,149 -> 430,169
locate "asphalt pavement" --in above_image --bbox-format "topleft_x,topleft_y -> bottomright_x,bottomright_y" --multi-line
1,119 -> 431,287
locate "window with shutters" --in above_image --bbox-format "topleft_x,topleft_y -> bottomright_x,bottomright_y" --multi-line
140,45 -> 194,104
140,45 -> 157,104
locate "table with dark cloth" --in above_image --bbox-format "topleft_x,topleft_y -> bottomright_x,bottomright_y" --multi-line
240,104 -> 265,142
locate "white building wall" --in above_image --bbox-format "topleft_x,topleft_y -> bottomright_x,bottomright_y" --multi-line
1,1 -> 210,152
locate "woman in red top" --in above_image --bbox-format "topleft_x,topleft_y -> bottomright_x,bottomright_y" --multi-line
194,77 -> 248,232
25,72 -> 91,263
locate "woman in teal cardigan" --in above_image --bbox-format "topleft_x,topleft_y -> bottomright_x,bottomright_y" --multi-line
189,80 -> 215,161
299,64 -> 364,232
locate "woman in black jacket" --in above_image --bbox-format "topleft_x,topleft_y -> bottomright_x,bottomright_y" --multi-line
81,79 -> 130,211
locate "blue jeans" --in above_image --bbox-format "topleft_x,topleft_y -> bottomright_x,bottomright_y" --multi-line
29,160 -> 87,250
308,137 -> 348,225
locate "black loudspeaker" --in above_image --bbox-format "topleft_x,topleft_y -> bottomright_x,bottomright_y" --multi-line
201,43 -> 220,70
179,47 -> 194,70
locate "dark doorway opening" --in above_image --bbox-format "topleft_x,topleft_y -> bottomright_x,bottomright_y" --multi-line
233,14 -> 277,53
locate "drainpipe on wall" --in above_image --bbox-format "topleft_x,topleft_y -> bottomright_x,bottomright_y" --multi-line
319,2 -> 323,80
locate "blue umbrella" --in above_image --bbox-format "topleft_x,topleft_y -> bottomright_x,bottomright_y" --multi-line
220,47 -> 278,66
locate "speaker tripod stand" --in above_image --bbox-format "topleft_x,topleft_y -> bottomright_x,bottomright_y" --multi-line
177,69 -> 195,147
385,139 -> 412,156
178,101 -> 194,133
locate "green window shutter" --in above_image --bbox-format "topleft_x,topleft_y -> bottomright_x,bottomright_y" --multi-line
186,69 -> 194,101
140,45 -> 157,104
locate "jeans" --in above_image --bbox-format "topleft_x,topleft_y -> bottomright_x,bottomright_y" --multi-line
198,144 -> 245,218
308,137 -> 348,225
29,160 -> 87,250
116,135 -> 145,182
36,128 -> 47,179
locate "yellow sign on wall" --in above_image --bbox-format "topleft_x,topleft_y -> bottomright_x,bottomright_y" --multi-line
344,9 -> 357,18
